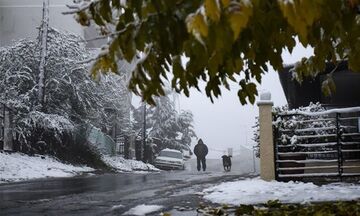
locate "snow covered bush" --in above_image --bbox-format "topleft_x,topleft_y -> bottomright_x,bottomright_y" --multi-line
15,111 -> 74,147
0,28 -> 131,159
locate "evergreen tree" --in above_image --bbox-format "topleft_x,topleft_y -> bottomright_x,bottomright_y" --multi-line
131,94 -> 197,153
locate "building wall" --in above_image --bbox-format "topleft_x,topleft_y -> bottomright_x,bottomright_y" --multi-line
0,0 -> 84,46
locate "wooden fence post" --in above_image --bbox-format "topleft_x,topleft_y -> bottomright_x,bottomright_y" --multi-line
257,92 -> 275,181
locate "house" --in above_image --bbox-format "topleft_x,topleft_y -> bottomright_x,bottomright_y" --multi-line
278,61 -> 360,109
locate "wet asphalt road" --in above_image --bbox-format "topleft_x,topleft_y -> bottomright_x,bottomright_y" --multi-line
0,159 -> 258,215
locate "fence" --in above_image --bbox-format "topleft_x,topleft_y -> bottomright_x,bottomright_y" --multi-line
274,107 -> 360,182
87,126 -> 116,156
115,135 -> 131,159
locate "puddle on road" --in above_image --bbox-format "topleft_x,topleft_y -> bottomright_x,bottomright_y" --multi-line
122,189 -> 158,199
170,183 -> 213,197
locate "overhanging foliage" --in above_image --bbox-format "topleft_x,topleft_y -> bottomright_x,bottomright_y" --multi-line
68,0 -> 360,104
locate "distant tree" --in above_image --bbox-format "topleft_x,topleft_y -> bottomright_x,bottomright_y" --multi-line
66,0 -> 360,104
178,110 -> 197,148
132,93 -> 197,152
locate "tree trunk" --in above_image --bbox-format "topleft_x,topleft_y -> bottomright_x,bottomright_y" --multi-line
38,0 -> 49,107
3,106 -> 13,151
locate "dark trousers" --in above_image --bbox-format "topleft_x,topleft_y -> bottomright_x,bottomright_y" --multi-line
197,157 -> 206,171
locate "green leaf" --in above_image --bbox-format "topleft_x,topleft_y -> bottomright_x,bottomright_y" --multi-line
112,0 -> 121,9
237,89 -> 247,105
321,75 -> 336,97
119,25 -> 136,62
99,0 -> 112,22
90,4 -> 105,26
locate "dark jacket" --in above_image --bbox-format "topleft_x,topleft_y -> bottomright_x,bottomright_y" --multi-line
194,139 -> 208,158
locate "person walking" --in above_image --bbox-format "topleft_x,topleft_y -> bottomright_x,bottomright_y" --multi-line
194,139 -> 208,171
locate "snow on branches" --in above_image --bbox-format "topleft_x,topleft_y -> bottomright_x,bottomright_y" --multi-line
132,92 -> 196,153
252,103 -> 335,157
273,103 -> 335,146
0,28 -> 130,152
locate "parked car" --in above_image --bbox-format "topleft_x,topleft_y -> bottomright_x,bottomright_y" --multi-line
154,148 -> 185,170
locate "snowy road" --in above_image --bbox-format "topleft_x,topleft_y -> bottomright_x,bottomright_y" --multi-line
0,159 -> 257,215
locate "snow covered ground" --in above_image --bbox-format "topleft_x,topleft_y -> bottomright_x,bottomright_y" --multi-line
0,152 -> 159,184
102,155 -> 159,172
203,177 -> 360,205
0,151 -> 94,183
122,204 -> 163,216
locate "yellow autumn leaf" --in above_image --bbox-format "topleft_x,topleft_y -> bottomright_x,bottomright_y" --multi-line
205,0 -> 221,22
186,13 -> 208,37
221,0 -> 230,8
279,1 -> 307,44
278,0 -> 323,45
228,3 -> 253,40
301,0 -> 321,26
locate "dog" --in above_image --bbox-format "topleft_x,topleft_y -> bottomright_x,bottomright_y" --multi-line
222,155 -> 232,172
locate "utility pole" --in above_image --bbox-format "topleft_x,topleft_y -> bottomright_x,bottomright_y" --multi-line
38,0 -> 49,108
252,146 -> 256,173
142,103 -> 146,162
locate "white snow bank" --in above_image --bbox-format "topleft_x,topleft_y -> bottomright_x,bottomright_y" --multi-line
102,156 -> 159,172
203,177 -> 360,205
0,152 -> 94,183
123,204 -> 163,216
110,204 -> 124,211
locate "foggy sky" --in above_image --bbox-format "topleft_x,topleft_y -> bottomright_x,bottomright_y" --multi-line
181,44 -> 313,158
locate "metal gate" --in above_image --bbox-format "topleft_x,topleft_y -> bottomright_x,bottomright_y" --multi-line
115,135 -> 130,158
274,107 -> 360,182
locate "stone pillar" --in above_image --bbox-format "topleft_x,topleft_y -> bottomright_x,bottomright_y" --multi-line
257,92 -> 275,181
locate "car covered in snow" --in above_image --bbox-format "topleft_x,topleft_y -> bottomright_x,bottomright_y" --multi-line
154,148 -> 185,170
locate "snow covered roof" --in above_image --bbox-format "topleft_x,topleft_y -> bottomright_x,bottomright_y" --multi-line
281,106 -> 360,116
161,148 -> 182,153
